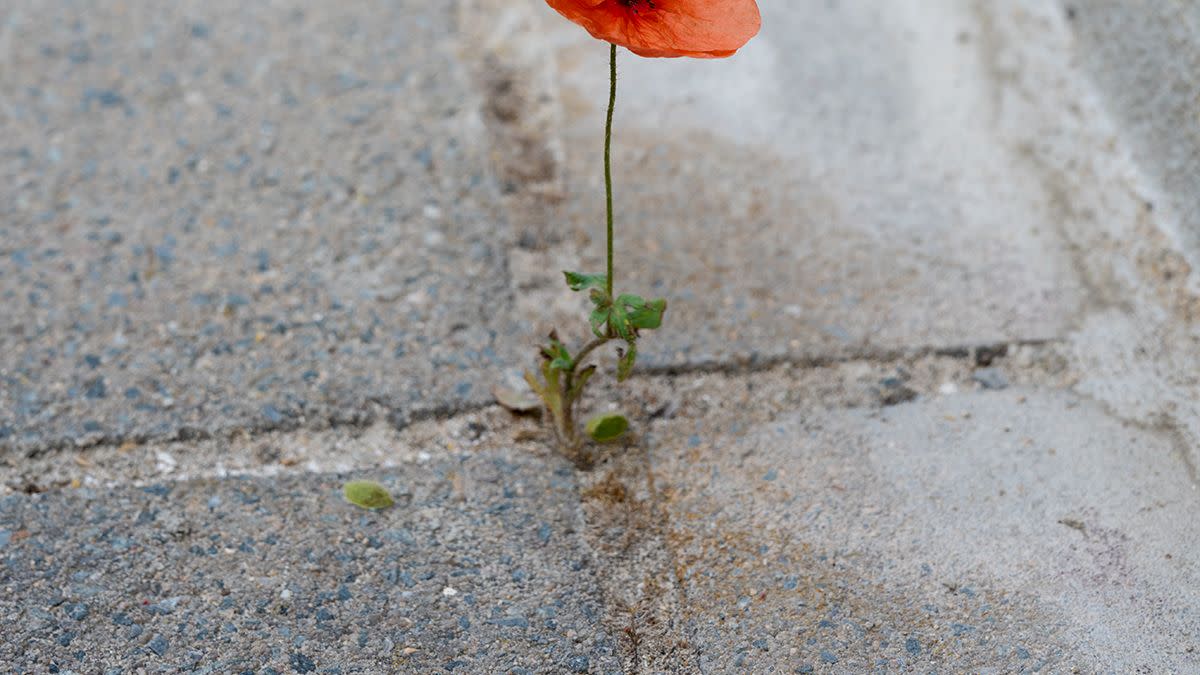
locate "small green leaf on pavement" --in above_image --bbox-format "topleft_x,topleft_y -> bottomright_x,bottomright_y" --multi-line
617,342 -> 637,382
343,481 -> 395,510
564,271 -> 608,292
586,413 -> 629,443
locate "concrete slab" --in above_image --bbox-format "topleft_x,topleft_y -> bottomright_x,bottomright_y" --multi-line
626,389 -> 1200,672
0,447 -> 620,674
497,0 -> 1088,367
0,0 -> 517,454
4,1 -> 1200,672
1066,1 -> 1200,267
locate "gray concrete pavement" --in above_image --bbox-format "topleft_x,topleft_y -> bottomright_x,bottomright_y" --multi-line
4,0 -> 1200,673
0,0 -> 519,454
0,447 -> 620,674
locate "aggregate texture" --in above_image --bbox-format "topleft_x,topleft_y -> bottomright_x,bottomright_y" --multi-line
0,448 -> 621,674
0,0 -> 519,455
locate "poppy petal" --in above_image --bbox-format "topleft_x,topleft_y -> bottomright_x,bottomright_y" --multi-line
546,0 -> 761,59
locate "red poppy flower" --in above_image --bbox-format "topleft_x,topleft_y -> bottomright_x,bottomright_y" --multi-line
546,0 -> 761,58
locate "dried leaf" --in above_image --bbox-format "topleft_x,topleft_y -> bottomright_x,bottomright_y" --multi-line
493,384 -> 541,413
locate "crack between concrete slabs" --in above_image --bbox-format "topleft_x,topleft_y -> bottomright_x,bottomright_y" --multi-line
1,337 -> 1067,458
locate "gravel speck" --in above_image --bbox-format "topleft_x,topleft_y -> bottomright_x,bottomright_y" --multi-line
147,597 -> 181,614
496,616 -> 528,628
567,655 -> 589,673
290,652 -> 316,673
148,634 -> 168,656
973,368 -> 1009,390
84,377 -> 108,400
66,603 -> 89,620
905,637 -> 920,655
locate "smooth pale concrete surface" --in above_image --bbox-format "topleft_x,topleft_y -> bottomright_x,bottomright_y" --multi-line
1049,0 -> 1200,478
0,0 -> 519,454
1066,1 -> 1200,268
949,0 -> 1200,477
507,0 -> 1089,365
0,448 -> 621,674
641,389 -> 1200,672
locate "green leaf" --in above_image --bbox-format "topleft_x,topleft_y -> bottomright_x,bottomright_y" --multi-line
617,342 -> 637,382
564,271 -> 607,292
586,414 -> 629,443
541,335 -> 574,371
589,308 -> 611,338
343,481 -> 395,510
617,294 -> 667,331
628,298 -> 667,331
540,360 -> 564,420
548,346 -> 573,371
608,302 -> 634,341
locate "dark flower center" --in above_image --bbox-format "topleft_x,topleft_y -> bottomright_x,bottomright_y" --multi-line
616,0 -> 656,13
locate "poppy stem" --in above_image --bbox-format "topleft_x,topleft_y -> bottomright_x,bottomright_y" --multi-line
605,42 -> 617,301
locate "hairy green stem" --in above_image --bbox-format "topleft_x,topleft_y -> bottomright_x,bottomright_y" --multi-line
572,337 -> 611,373
605,43 -> 617,300
557,336 -> 612,447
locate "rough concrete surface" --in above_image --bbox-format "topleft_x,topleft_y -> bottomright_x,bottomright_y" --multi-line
0,449 -> 620,674
0,0 -> 518,454
4,0 -> 1200,673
